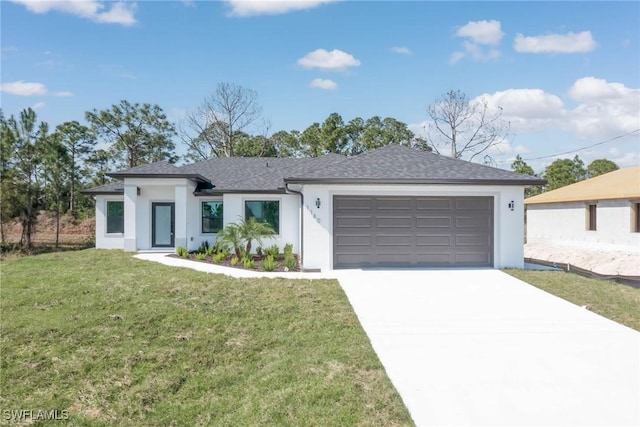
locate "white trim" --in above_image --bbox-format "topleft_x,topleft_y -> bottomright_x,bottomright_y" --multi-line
199,198 -> 224,236
242,197 -> 283,237
104,199 -> 124,237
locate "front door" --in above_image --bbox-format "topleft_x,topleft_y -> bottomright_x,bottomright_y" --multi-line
152,202 -> 175,248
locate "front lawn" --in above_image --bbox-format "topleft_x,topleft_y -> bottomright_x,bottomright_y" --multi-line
1,250 -> 413,426
504,269 -> 640,332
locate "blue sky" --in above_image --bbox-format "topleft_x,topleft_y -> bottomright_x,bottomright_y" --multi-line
2,0 -> 639,171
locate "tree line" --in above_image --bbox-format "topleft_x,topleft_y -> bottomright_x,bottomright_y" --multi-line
0,82 -> 620,251
511,154 -> 619,197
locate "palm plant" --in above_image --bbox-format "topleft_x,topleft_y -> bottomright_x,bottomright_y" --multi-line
216,223 -> 243,258
237,217 -> 275,255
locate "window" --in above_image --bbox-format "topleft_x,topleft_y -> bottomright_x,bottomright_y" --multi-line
202,201 -> 223,233
245,200 -> 279,234
587,204 -> 597,231
107,201 -> 124,234
633,203 -> 640,233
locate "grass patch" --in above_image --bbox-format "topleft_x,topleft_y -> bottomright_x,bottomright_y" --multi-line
1,250 -> 412,426
505,269 -> 640,332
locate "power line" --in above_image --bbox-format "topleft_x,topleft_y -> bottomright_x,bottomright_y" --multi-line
522,128 -> 640,161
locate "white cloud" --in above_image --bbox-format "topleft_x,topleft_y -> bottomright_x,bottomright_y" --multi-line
451,20 -> 503,64
514,31 -> 596,53
297,49 -> 360,71
309,78 -> 337,90
455,20 -> 504,45
225,0 -> 338,17
9,0 -> 137,25
0,80 -> 73,97
391,46 -> 412,55
476,78 -> 639,140
31,102 -> 46,110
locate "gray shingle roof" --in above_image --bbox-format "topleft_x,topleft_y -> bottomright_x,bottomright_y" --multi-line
85,145 -> 544,194
80,181 -> 123,194
285,145 -> 545,185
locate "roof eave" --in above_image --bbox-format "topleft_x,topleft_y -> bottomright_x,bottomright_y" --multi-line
106,172 -> 211,184
193,188 -> 287,196
284,177 -> 546,186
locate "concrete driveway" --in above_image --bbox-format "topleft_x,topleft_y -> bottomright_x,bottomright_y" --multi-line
335,269 -> 640,427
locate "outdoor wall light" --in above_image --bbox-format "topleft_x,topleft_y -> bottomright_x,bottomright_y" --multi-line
315,198 -> 321,209
508,201 -> 515,211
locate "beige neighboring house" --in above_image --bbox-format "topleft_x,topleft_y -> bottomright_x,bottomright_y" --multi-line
525,166 -> 640,254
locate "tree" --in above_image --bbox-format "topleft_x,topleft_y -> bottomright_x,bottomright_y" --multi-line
1,108 -> 47,251
234,132 -> 277,157
587,159 -> 619,178
41,132 -> 71,247
54,121 -> 95,215
511,155 -> 540,198
181,82 -> 264,159
426,89 -> 509,162
543,155 -> 586,191
0,110 -> 19,244
86,100 -> 177,169
84,148 -> 115,187
236,217 -> 275,255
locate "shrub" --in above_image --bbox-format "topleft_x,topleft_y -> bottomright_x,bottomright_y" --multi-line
283,243 -> 293,256
230,255 -> 239,266
197,240 -> 210,253
176,246 -> 189,258
242,256 -> 255,269
195,253 -> 206,261
261,255 -> 276,272
256,246 -> 263,257
284,254 -> 297,270
264,244 -> 279,258
212,252 -> 226,263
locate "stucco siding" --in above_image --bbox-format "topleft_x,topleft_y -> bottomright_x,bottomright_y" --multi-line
527,200 -> 640,252
300,184 -> 526,271
95,195 -> 125,249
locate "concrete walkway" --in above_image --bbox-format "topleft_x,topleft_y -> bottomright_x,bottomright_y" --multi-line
135,254 -> 640,426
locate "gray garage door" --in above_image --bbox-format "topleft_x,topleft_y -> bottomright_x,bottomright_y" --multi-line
333,196 -> 493,268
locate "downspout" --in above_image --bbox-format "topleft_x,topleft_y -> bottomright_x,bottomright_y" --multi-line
285,182 -> 304,269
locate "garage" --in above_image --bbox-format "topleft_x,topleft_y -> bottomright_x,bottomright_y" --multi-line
333,196 -> 494,268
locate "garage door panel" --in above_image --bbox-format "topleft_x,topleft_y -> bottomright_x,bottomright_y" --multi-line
456,197 -> 492,210
416,198 -> 452,210
377,216 -> 413,228
415,235 -> 451,246
335,235 -> 372,246
334,196 -> 493,268
416,216 -> 452,228
376,234 -> 413,246
377,198 -> 412,210
455,216 -> 491,228
335,216 -> 373,228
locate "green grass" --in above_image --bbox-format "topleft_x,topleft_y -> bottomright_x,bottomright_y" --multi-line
505,269 -> 640,331
1,250 -> 412,426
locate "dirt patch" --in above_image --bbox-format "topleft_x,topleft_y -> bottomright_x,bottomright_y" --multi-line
3,211 -> 94,244
525,242 -> 640,277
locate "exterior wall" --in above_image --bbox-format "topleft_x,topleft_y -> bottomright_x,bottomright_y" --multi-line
298,184 -> 526,271
95,195 -> 125,249
220,193 -> 300,254
527,200 -> 640,252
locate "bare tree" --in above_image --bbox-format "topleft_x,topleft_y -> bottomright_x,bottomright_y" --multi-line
181,83 -> 264,159
426,90 -> 509,162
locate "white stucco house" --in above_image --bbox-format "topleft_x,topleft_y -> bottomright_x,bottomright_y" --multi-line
525,166 -> 640,253
83,145 -> 544,271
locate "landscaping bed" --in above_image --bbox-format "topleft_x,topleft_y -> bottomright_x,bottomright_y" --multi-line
170,251 -> 300,272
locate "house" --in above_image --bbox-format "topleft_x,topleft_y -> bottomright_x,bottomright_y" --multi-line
524,166 -> 640,253
83,145 -> 544,271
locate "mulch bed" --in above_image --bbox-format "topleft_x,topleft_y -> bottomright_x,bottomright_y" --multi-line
168,253 -> 300,272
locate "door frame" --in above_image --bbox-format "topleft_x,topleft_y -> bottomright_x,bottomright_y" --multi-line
152,202 -> 175,248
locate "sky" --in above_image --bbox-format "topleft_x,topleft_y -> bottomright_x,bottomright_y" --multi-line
1,0 -> 639,172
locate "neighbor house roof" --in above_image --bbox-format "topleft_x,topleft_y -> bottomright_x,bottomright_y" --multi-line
83,145 -> 545,195
80,181 -> 123,195
525,166 -> 640,205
